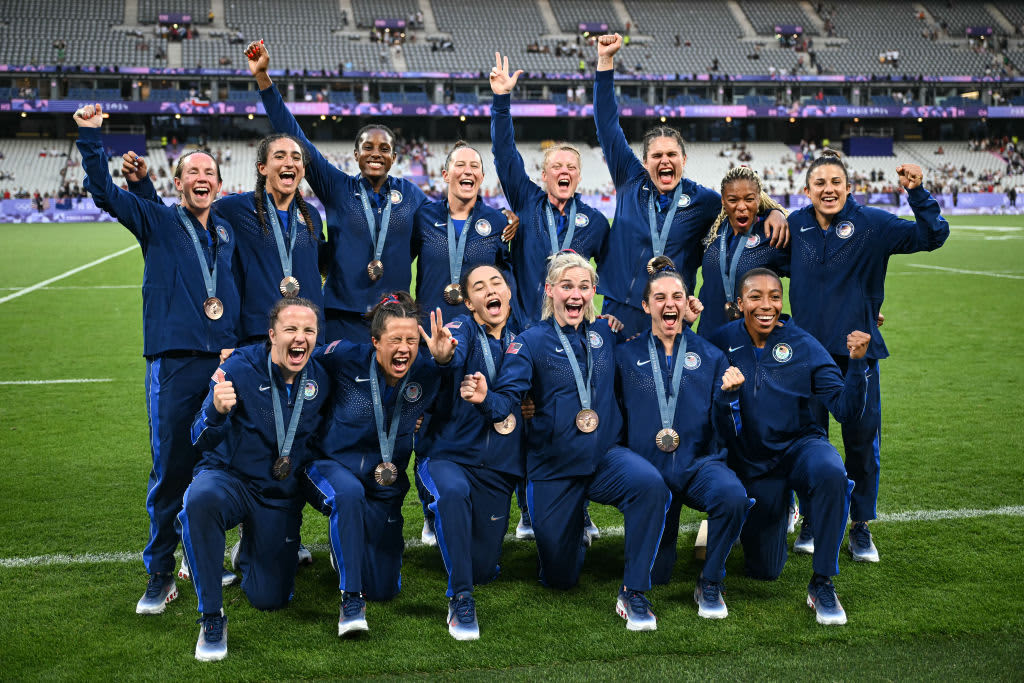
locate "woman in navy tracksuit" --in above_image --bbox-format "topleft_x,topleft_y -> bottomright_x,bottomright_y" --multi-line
461,251 -> 670,632
416,264 -> 524,641
787,152 -> 949,561
709,268 -> 871,625
75,104 -> 239,616
592,34 -> 787,338
247,40 -> 427,341
181,298 -> 329,661
302,293 -> 456,637
615,256 -> 751,620
697,167 -> 790,337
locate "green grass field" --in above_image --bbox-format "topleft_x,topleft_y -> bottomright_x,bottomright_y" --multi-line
1,217 -> 1022,681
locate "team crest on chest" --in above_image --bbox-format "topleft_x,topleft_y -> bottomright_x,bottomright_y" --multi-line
390,189 -> 403,205
745,234 -> 761,248
302,380 -> 319,400
506,342 -> 522,354
216,225 -> 230,243
835,221 -> 855,239
474,219 -> 492,236
575,212 -> 590,227
683,352 -> 701,370
404,382 -> 422,402
677,194 -> 692,208
772,343 -> 793,363
588,330 -> 603,348
445,320 -> 463,329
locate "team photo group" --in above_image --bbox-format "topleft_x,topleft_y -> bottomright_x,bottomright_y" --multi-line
71,33 -> 949,662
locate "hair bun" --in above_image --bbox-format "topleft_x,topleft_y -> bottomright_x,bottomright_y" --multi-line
648,255 -> 676,274
820,148 -> 842,159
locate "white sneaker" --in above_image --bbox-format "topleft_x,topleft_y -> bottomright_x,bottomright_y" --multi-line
136,573 -> 177,614
515,510 -> 535,540
195,611 -> 228,661
787,504 -> 800,535
421,518 -> 437,547
297,543 -> 313,566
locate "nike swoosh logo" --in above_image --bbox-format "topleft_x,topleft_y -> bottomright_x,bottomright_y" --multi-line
490,515 -> 504,521
800,226 -> 817,232
728,346 -> 744,353
434,221 -> 446,227
636,359 -> 652,366
554,347 -> 565,353
259,384 -> 271,391
355,377 -> 371,382
285,537 -> 297,543
387,517 -> 398,523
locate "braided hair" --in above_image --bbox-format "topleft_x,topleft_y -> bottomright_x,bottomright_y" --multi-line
642,255 -> 686,301
703,166 -> 787,248
803,148 -> 849,188
254,133 -> 316,238
369,291 -> 420,339
641,125 -> 687,161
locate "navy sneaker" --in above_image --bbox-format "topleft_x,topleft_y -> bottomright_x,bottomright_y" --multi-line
694,577 -> 728,619
338,592 -> 368,636
195,611 -> 228,662
136,573 -> 177,614
515,509 -> 535,540
807,576 -> 847,625
849,522 -> 880,562
583,509 -> 600,540
447,593 -> 480,641
793,520 -> 815,555
615,589 -> 657,631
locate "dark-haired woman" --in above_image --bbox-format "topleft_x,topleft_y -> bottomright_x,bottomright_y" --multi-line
182,297 -> 329,661
248,40 -> 427,342
75,104 -> 240,615
787,152 -> 949,561
303,294 -> 456,636
708,268 -> 871,625
416,263 -> 524,640
593,34 -> 788,338
615,256 -> 751,620
697,167 -> 790,337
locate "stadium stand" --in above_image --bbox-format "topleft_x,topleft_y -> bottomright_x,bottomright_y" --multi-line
350,0 -> 420,28
739,1 -> 820,36
137,0 -> 210,25
548,0 -> 625,33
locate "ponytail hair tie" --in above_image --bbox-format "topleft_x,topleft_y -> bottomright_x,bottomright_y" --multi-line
380,294 -> 400,306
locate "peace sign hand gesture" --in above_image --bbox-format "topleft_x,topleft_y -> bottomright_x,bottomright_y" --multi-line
419,307 -> 458,365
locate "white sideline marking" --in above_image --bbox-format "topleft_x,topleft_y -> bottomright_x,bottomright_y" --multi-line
906,263 -> 1024,280
0,285 -> 136,291
0,378 -> 113,386
951,225 -> 1021,232
1,505 -> 1022,569
0,245 -> 138,304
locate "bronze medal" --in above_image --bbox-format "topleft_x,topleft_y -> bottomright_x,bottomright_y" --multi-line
724,301 -> 742,321
443,283 -> 464,306
646,257 -> 659,275
279,276 -> 300,297
272,456 -> 292,481
494,414 -> 516,435
203,297 -> 224,320
655,428 -> 680,453
374,461 -> 398,486
575,409 -> 599,434
367,259 -> 384,282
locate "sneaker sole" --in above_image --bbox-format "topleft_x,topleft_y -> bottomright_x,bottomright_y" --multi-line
195,646 -> 227,662
136,585 -> 178,615
615,600 -> 657,631
177,568 -> 191,581
850,548 -> 880,563
792,542 -> 815,555
515,525 -> 535,540
806,595 -> 847,625
221,571 -> 237,587
448,624 -> 480,641
338,619 -> 369,637
421,534 -> 438,547
693,589 -> 728,619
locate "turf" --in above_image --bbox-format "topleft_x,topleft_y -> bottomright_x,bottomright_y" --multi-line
0,217 -> 1022,680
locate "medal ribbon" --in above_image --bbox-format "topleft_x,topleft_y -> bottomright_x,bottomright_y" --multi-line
543,198 -> 577,255
267,353 -> 308,466
552,320 -> 594,411
647,333 -> 686,432
357,179 -> 393,265
719,226 -> 751,304
646,183 -> 683,259
264,193 -> 300,280
446,202 -> 475,285
369,355 -> 410,464
477,324 -> 514,383
175,205 -> 218,301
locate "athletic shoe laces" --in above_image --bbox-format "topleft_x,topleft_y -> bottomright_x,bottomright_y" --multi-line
200,614 -> 225,643
626,590 -> 652,616
814,580 -> 838,609
700,579 -> 723,603
144,573 -> 167,598
850,523 -> 871,550
342,593 -> 365,617
454,595 -> 476,624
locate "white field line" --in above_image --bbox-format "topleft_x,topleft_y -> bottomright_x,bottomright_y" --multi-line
0,285 -> 136,291
905,263 -> 1024,280
0,379 -> 113,386
2,505 -> 1021,569
0,245 -> 138,304
950,225 -> 1022,232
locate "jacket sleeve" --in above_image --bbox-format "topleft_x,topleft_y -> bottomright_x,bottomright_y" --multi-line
593,69 -> 646,189
882,186 -> 950,255
77,128 -> 160,244
479,336 -> 534,422
259,84 -> 344,203
711,353 -> 742,439
126,175 -> 162,204
490,93 -> 541,213
191,377 -> 231,451
811,354 -> 869,424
